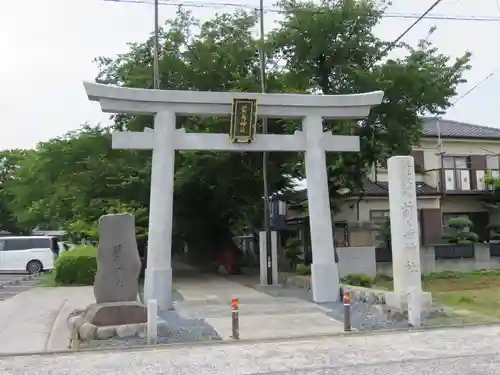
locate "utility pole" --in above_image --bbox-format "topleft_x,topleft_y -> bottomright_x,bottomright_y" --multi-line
259,0 -> 273,285
153,0 -> 160,89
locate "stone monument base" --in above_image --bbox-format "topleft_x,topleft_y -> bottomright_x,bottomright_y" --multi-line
83,301 -> 147,326
67,301 -> 166,342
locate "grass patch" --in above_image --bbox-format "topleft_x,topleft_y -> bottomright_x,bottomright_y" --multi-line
372,270 -> 500,318
38,272 -> 58,287
287,269 -> 500,319
37,271 -> 92,287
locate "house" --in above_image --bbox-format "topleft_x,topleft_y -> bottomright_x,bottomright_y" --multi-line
283,118 -> 500,251
334,117 -> 500,247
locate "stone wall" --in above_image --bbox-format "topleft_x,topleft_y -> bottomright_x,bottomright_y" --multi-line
289,243 -> 500,281
281,274 -> 433,314
375,244 -> 500,276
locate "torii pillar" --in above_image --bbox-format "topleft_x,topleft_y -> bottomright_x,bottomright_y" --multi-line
84,82 -> 384,310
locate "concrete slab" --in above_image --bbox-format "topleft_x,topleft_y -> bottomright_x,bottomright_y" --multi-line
0,288 -> 64,353
206,312 -> 343,340
0,286 -> 95,353
46,287 -> 95,351
169,275 -> 344,341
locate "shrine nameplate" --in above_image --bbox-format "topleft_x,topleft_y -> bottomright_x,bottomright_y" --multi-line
229,98 -> 258,143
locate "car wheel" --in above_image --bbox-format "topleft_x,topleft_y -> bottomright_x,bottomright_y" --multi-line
26,260 -> 43,274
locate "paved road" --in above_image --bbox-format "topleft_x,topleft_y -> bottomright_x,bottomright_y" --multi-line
0,274 -> 38,301
1,325 -> 500,374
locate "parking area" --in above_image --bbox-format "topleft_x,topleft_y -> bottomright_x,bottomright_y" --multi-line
0,274 -> 40,301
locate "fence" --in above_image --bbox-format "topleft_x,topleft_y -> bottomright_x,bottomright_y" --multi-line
336,243 -> 500,277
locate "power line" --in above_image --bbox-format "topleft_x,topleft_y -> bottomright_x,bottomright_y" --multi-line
108,0 -> 500,106
257,0 -> 273,286
375,0 -> 445,61
153,0 -> 160,89
452,65 -> 500,106
102,0 -> 500,22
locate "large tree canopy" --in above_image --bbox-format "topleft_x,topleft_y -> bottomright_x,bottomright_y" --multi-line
4,0 -> 471,261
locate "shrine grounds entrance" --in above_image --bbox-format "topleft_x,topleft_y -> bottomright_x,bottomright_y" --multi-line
84,81 -> 383,311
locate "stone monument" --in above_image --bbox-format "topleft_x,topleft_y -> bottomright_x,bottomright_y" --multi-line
94,213 -> 141,303
386,155 -> 432,326
68,213 -> 149,342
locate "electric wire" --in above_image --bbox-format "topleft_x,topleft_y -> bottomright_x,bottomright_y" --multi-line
106,0 -> 499,107
102,0 -> 500,22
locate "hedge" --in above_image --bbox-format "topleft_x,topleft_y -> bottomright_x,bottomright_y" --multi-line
54,245 -> 97,285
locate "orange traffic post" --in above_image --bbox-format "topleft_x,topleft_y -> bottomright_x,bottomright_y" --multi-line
343,291 -> 351,332
231,297 -> 240,339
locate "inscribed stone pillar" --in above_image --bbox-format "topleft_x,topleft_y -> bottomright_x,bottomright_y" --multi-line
387,156 -> 423,295
94,213 -> 141,303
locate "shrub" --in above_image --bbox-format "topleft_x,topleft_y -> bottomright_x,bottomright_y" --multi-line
488,224 -> 500,241
54,245 -> 98,285
296,264 -> 311,276
375,217 -> 391,250
342,273 -> 374,287
284,237 -> 302,270
441,217 -> 478,244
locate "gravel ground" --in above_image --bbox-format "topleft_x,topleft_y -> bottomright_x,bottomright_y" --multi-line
249,283 -> 489,331
6,325 -> 500,375
250,284 -> 410,330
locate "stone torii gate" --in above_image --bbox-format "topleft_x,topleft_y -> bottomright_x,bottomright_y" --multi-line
84,82 -> 384,311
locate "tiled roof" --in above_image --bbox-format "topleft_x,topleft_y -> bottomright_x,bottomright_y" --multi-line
362,180 -> 439,196
422,117 -> 500,140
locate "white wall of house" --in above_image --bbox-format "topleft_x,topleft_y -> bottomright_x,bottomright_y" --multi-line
422,138 -> 500,162
336,197 -> 440,223
370,166 -> 425,183
368,137 -> 500,189
441,196 -> 486,213
335,200 -> 358,222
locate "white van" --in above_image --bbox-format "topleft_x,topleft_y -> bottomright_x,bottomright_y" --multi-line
0,236 -> 59,273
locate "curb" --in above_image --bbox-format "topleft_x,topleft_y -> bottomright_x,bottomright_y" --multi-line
1,320 -> 500,359
0,272 -> 43,290
45,299 -> 69,351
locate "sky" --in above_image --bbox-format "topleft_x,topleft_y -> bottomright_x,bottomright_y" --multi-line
1,0 -> 500,150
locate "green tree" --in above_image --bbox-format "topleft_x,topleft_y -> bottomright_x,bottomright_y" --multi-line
94,8 -> 295,262
441,217 -> 478,244
268,0 -> 471,202
8,125 -> 151,237
0,149 -> 30,234
7,2 -> 471,265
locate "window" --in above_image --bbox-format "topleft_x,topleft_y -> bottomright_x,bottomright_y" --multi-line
0,240 -> 4,251
443,156 -> 470,169
3,238 -> 51,251
486,155 -> 500,170
370,210 -> 389,224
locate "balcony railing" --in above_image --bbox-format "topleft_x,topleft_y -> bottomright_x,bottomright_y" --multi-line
436,168 -> 500,193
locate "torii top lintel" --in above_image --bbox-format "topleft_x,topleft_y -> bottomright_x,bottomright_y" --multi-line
83,82 -> 384,119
